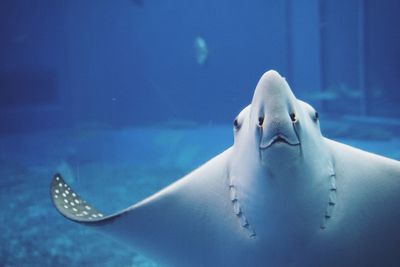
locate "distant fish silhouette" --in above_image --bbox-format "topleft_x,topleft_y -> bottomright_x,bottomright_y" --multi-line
194,36 -> 208,65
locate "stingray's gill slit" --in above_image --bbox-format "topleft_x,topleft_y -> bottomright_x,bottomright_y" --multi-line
320,170 -> 337,229
228,175 -> 256,238
50,173 -> 106,223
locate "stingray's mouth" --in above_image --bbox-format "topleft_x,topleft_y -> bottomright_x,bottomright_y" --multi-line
260,134 -> 300,149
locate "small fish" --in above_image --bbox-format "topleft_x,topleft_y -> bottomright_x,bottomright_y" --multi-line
194,36 -> 208,65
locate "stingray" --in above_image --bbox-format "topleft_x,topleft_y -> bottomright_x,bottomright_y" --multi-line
50,70 -> 400,266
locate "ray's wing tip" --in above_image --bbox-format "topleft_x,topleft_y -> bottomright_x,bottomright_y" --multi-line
50,173 -> 106,224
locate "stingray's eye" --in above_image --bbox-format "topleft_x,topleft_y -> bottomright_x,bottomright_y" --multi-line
290,113 -> 297,122
233,118 -> 240,130
258,116 -> 264,127
313,111 -> 319,122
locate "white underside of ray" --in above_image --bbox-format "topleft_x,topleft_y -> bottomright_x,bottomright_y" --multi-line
50,70 -> 400,267
301,138 -> 400,266
53,148 -> 262,266
51,138 -> 400,267
97,148 -> 250,267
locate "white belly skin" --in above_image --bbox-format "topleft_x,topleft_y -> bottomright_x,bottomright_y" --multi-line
76,139 -> 400,267
298,139 -> 400,267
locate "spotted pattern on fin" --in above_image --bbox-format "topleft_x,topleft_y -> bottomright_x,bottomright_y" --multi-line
50,173 -> 105,222
229,176 -> 256,238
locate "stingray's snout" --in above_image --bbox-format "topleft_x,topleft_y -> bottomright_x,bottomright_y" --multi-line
252,70 -> 300,149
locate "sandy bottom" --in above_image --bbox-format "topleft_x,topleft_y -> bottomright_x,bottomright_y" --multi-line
0,124 -> 399,266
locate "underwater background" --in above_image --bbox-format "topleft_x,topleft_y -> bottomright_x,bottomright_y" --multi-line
0,1 -> 399,266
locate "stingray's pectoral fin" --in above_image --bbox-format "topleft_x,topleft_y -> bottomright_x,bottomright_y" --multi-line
50,173 -> 118,225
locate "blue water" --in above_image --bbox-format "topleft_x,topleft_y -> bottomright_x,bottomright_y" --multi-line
0,1 -> 400,266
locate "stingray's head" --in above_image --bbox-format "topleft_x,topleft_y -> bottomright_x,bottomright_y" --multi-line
232,70 -> 323,174
231,71 -> 332,237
